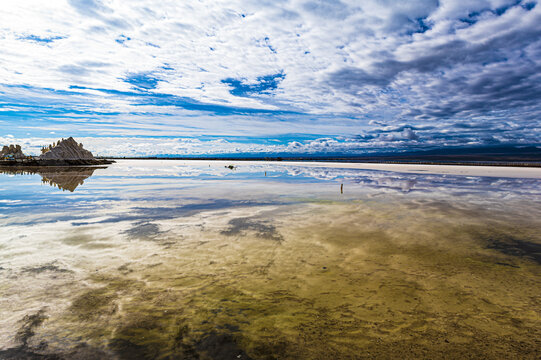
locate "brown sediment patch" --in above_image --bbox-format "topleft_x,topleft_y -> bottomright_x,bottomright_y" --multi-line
195,331 -> 253,360
0,342 -> 111,360
123,222 -> 163,241
67,276 -> 142,322
61,233 -> 98,246
15,309 -> 48,346
60,230 -> 116,249
0,346 -> 63,359
117,263 -> 133,275
221,217 -> 284,242
485,234 -> 541,264
0,309 -> 62,359
69,287 -> 119,321
356,334 -> 540,359
21,262 -> 73,275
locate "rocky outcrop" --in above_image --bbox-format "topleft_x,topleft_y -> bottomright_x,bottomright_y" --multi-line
0,137 -> 113,166
40,137 -> 94,160
1,144 -> 26,159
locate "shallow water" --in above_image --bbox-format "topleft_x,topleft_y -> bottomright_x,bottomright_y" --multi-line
0,160 -> 540,359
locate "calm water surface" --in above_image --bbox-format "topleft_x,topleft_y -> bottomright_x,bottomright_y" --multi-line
0,160 -> 540,359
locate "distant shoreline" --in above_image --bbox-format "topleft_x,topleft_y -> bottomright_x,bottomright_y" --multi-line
2,157 -> 540,168
2,158 -> 540,178
102,157 -> 541,168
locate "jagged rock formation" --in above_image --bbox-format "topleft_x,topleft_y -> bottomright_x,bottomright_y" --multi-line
39,137 -> 94,160
1,144 -> 26,159
0,137 -> 113,166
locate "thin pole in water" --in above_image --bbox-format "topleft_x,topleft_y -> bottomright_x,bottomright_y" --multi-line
341,183 -> 343,194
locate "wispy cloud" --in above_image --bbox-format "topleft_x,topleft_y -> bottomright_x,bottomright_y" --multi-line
0,0 -> 540,154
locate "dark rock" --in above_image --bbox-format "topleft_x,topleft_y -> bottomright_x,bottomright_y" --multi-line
195,332 -> 252,360
1,144 -> 26,159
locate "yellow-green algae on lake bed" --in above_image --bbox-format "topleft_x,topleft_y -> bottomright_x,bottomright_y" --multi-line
2,198 -> 540,359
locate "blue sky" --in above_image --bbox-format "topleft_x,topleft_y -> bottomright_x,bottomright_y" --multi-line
0,0 -> 540,156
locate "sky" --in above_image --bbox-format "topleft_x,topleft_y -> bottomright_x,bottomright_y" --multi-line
0,0 -> 540,157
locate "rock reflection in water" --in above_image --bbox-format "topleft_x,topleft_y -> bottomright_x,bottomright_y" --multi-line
0,166 -> 105,192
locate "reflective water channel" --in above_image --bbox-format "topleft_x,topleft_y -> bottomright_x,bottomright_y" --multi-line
0,160 -> 540,359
